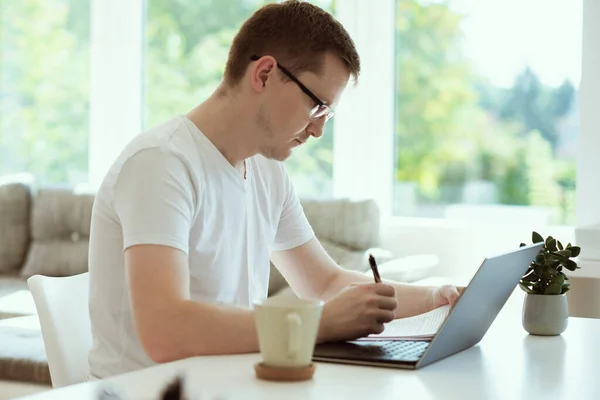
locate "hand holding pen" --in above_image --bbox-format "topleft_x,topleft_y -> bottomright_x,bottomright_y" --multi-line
315,253 -> 396,342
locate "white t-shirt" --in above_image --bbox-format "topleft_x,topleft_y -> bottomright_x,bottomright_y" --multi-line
87,115 -> 315,379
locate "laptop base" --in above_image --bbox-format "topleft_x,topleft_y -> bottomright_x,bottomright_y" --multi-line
313,340 -> 430,369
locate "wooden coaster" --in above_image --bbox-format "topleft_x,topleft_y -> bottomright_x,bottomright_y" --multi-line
254,362 -> 316,382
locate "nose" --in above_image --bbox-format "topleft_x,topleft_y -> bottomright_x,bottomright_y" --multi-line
306,117 -> 326,138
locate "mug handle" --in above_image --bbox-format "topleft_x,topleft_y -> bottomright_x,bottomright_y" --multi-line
287,312 -> 302,358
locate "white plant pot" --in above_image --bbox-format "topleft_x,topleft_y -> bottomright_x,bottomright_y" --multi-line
522,293 -> 569,335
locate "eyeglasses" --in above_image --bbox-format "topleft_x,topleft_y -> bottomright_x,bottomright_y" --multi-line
250,55 -> 333,121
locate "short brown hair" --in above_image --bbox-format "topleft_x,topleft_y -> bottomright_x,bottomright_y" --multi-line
224,0 -> 360,87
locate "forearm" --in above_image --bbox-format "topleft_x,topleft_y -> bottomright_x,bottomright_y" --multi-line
320,269 -> 435,318
137,299 -> 258,363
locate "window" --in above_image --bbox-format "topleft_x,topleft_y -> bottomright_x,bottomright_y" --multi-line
0,0 -> 91,185
392,0 -> 582,226
143,0 -> 335,199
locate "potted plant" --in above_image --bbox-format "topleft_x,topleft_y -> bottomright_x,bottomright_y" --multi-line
519,231 -> 581,335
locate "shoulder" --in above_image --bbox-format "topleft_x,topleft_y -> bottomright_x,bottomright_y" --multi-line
117,117 -> 204,177
97,116 -> 206,198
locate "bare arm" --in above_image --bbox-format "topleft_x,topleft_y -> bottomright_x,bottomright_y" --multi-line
271,237 -> 439,319
126,244 -> 259,363
321,268 -> 437,318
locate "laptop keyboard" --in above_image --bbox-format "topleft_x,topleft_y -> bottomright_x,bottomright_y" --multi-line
314,340 -> 431,363
351,340 -> 430,361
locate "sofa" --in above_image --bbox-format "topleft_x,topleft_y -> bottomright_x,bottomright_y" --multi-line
0,174 -> 436,394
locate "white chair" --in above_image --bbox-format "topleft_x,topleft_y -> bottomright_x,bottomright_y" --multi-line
27,272 -> 92,388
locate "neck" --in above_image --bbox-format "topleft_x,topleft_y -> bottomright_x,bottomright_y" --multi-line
186,83 -> 261,167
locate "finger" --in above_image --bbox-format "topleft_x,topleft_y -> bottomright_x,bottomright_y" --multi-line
374,309 -> 395,324
376,296 -> 398,311
374,283 -> 395,297
370,322 -> 386,335
444,286 -> 461,305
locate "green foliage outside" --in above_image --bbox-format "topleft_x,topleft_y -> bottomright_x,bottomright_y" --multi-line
0,0 -> 90,184
394,0 -> 578,224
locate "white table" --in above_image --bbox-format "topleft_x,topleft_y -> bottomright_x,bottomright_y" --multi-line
15,290 -> 600,400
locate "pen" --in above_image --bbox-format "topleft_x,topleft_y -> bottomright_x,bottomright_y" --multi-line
368,253 -> 382,283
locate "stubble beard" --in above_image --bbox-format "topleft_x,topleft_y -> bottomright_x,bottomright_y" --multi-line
256,105 -> 291,161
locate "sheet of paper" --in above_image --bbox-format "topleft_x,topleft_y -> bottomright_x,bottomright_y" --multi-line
361,304 -> 451,340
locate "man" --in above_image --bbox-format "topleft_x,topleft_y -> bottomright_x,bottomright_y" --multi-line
87,0 -> 461,379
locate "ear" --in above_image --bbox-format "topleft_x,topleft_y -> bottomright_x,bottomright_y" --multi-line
250,56 -> 277,93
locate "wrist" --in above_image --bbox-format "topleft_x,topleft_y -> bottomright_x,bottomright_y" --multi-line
425,286 -> 438,312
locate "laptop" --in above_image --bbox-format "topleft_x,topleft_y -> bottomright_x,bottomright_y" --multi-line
312,242 -> 544,369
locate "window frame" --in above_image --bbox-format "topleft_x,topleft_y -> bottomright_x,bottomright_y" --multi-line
88,0 -> 144,187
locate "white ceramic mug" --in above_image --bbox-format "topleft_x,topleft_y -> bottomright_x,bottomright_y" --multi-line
253,296 -> 324,368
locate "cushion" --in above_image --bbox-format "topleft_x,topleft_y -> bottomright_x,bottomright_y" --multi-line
0,275 -> 29,298
371,254 -> 439,283
0,174 -> 33,274
0,317 -> 51,385
0,275 -> 34,319
300,198 -> 380,251
20,188 -> 95,278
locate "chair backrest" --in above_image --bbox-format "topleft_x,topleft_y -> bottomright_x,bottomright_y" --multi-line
27,272 -> 92,388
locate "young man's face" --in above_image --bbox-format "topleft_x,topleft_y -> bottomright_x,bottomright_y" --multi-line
256,52 -> 350,161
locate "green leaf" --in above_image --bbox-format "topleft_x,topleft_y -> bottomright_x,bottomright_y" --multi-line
520,242 -> 526,248
557,241 -> 564,250
544,282 -> 563,295
553,250 -> 572,259
532,231 -> 544,244
533,264 -> 543,276
562,287 -> 570,294
564,259 -> 578,271
519,282 -> 537,294
566,243 -> 572,248
569,246 -> 581,257
543,257 -> 560,268
547,238 -> 558,252
551,274 -> 565,287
